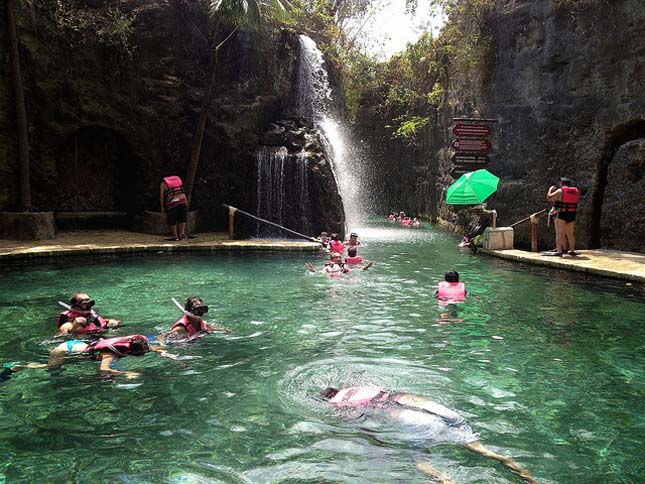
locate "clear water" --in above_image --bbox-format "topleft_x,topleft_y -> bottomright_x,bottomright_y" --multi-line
0,222 -> 643,484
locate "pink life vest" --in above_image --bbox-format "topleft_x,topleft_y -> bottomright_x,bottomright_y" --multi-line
170,315 -> 212,336
330,240 -> 344,253
86,335 -> 149,358
345,255 -> 363,265
163,176 -> 187,209
402,219 -> 411,226
555,186 -> 580,213
56,309 -> 108,334
329,387 -> 400,408
437,281 -> 466,302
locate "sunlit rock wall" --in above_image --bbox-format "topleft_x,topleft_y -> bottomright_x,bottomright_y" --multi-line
438,0 -> 645,251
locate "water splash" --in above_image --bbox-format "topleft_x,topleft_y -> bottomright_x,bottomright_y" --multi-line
256,146 -> 287,237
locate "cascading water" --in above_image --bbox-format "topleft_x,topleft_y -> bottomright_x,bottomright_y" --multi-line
296,35 -> 365,231
255,146 -> 313,237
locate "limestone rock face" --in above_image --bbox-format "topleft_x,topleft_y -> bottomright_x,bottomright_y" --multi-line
600,139 -> 645,251
252,119 -> 345,238
0,2 -> 302,232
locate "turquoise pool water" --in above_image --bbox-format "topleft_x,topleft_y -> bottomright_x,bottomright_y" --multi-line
0,222 -> 643,483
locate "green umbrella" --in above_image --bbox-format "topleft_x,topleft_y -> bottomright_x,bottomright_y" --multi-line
446,169 -> 499,205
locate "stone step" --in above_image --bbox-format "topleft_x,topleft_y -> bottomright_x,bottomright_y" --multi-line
56,211 -> 129,230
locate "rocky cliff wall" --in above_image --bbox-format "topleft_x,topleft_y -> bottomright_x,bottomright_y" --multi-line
0,1 -> 302,230
439,0 -> 645,251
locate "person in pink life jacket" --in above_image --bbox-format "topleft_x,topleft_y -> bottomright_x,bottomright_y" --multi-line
435,271 -> 467,304
306,252 -> 374,276
7,335 -> 178,380
321,386 -> 539,484
344,246 -> 363,265
160,175 -> 188,241
160,296 -> 231,343
55,292 -> 120,337
344,232 -> 361,248
328,233 -> 345,253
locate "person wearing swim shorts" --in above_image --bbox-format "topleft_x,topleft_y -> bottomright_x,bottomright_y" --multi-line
321,386 -> 539,484
547,177 -> 580,257
160,175 -> 188,241
7,335 -> 177,380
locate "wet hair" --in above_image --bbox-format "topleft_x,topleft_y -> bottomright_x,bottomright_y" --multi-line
445,271 -> 460,283
130,336 -> 150,356
70,292 -> 88,306
184,296 -> 205,312
320,231 -> 329,237
330,252 -> 342,260
560,177 -> 572,186
347,247 -> 358,257
320,387 -> 339,400
331,233 -> 340,241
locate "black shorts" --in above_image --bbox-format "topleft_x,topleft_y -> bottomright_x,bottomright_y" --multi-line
166,204 -> 187,225
557,211 -> 576,223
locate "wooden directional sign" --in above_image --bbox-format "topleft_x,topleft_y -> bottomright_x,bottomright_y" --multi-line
452,138 -> 492,154
452,124 -> 493,137
451,154 -> 490,165
451,163 -> 488,178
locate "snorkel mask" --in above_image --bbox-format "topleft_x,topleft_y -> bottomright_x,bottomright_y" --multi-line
72,297 -> 95,311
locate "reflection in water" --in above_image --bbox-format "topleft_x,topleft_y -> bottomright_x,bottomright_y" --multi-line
0,221 -> 642,483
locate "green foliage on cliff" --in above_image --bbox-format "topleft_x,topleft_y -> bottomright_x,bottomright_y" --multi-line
344,0 -> 495,142
23,0 -> 137,60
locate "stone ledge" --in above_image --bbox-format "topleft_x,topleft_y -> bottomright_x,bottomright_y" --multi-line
0,212 -> 56,240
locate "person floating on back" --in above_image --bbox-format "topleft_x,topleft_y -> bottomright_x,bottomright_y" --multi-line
435,271 -> 467,304
160,175 -> 188,241
55,292 -> 120,337
320,386 -> 539,484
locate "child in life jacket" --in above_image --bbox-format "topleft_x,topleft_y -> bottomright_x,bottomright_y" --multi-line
344,246 -> 363,265
306,252 -> 374,275
329,233 -> 344,253
317,231 -> 330,250
345,232 -> 361,247
6,335 -> 178,380
161,296 -> 231,342
55,292 -> 120,337
435,271 -> 467,303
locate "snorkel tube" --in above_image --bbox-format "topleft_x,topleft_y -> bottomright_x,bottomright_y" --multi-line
171,297 -> 203,320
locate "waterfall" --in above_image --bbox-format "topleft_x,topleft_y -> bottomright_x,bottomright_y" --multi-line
256,146 -> 287,237
255,146 -> 312,237
296,35 -> 364,231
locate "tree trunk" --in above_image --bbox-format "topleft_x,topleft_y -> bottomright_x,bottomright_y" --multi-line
6,0 -> 31,212
184,27 -> 237,208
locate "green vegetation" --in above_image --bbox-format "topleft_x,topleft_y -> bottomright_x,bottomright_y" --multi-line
339,0 -> 496,142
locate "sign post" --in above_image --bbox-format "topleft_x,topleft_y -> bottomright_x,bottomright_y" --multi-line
450,118 -> 497,178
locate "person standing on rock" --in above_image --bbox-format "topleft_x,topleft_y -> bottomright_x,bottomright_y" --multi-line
160,176 -> 188,241
546,177 -> 580,256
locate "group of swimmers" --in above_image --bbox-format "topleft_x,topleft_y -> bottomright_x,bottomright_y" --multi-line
0,266 -> 537,482
0,292 -> 230,381
388,211 -> 421,227
308,231 -> 374,275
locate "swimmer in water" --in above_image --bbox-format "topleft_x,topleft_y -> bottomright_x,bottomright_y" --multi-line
160,296 -> 231,342
3,335 -> 178,380
321,386 -> 539,484
55,292 -> 120,337
306,252 -> 374,275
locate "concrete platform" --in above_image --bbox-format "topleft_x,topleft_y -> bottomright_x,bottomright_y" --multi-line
481,248 -> 645,283
0,230 -> 321,262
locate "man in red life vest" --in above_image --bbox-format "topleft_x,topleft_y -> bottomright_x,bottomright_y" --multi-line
56,292 -> 120,337
160,176 -> 188,241
547,177 -> 580,256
